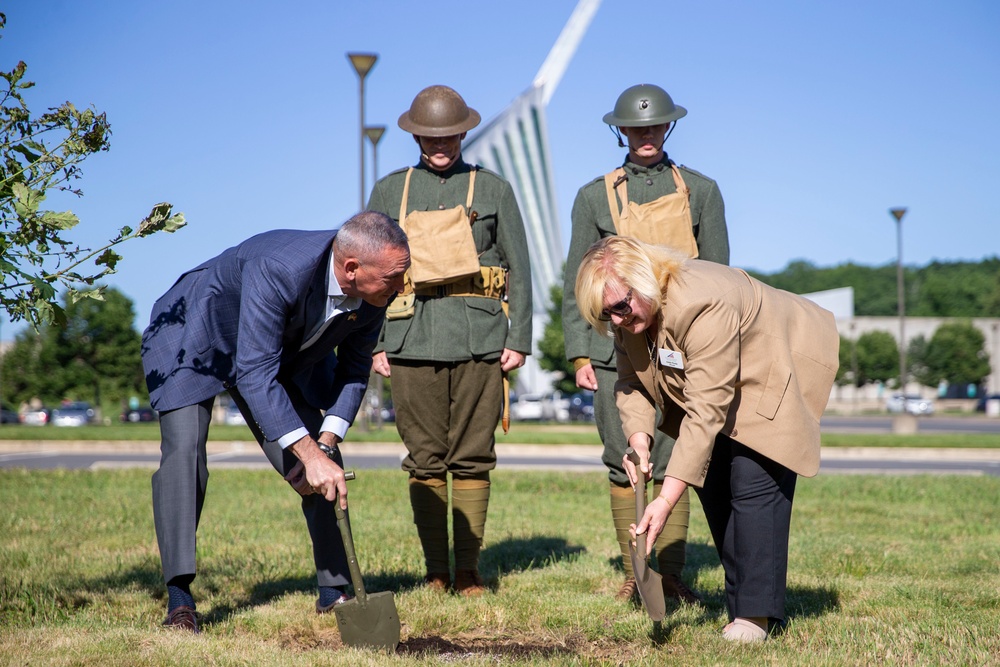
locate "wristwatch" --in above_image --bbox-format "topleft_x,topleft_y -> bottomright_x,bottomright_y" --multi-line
318,442 -> 339,461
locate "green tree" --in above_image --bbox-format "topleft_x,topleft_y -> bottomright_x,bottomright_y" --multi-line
536,281 -> 576,395
907,334 -> 933,387
855,330 -> 899,387
923,321 -> 990,388
1,14 -> 184,329
836,335 -> 855,387
1,286 -> 144,412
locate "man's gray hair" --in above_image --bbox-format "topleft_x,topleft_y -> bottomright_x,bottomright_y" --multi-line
333,211 -> 409,261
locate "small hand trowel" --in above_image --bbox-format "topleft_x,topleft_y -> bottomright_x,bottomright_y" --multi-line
331,471 -> 401,651
625,447 -> 666,621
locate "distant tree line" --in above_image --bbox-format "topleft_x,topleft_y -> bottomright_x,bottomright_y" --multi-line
746,257 -> 1000,317
1,287 -> 144,416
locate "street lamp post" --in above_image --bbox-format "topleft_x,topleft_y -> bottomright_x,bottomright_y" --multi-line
365,125 -> 387,429
347,53 -> 378,211
890,207 -> 907,392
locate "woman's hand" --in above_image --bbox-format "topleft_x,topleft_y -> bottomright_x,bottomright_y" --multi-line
622,433 -> 653,487
631,496 -> 672,557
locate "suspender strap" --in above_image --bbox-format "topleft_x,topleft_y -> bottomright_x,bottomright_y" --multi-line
398,166 -> 477,227
398,168 -> 413,228
603,167 -> 627,232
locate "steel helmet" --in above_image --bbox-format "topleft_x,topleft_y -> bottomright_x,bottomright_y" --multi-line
602,84 -> 687,127
397,85 -> 481,137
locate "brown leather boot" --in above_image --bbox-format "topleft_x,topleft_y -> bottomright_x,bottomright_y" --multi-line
424,572 -> 451,592
662,573 -> 703,605
454,569 -> 486,597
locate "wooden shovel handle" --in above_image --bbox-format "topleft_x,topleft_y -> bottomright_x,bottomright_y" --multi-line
624,447 -> 647,556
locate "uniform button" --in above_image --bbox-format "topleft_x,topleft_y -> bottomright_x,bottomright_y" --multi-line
656,164 -> 665,171
631,168 -> 639,175
440,178 -> 446,184
646,178 -> 653,186
438,204 -> 446,210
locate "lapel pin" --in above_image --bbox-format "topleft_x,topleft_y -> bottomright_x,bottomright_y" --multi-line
348,312 -> 358,321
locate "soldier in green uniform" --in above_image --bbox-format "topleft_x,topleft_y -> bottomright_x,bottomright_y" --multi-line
368,85 -> 532,596
562,84 -> 730,604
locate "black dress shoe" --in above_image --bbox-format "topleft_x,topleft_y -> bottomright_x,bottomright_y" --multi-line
162,605 -> 200,633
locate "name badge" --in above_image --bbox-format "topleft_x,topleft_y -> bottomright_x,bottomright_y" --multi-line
658,348 -> 685,370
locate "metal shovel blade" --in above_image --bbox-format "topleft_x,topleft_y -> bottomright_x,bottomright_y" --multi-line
629,538 -> 666,621
334,593 -> 401,651
625,447 -> 666,621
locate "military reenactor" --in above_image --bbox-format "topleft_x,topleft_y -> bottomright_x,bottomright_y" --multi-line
562,84 -> 730,605
368,85 -> 532,596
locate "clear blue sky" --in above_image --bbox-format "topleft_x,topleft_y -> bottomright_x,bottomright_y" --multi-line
3,0 -> 998,340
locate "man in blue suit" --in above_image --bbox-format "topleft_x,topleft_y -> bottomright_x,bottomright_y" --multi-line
141,211 -> 409,632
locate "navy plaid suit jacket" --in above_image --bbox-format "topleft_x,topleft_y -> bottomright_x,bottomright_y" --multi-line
140,229 -> 385,443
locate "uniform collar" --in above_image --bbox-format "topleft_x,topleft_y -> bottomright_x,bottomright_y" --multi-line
413,157 -> 472,178
622,153 -> 673,176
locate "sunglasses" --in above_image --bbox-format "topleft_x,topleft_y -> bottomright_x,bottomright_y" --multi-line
598,288 -> 633,322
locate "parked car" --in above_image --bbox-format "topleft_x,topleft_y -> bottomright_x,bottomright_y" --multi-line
885,394 -> 935,416
511,393 -> 547,421
567,392 -> 595,422
20,407 -> 51,426
975,394 -> 1000,413
0,404 -> 19,424
50,402 -> 96,427
121,406 -> 158,423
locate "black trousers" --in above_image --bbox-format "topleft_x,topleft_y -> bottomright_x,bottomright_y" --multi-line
694,434 -> 797,623
152,391 -> 348,589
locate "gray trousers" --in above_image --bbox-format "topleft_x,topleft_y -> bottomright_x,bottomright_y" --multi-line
151,391 -> 349,589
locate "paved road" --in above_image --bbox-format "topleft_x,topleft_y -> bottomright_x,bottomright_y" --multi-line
821,414 -> 1000,435
2,441 -> 999,477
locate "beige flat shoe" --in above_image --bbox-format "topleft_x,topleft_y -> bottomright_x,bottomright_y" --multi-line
722,618 -> 768,642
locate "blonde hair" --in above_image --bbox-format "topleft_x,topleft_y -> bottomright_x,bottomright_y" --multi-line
574,236 -> 685,335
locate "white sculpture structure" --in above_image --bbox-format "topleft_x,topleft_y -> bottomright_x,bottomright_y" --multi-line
463,0 -> 601,393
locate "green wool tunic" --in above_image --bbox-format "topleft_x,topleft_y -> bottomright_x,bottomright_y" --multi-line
368,160 -> 532,361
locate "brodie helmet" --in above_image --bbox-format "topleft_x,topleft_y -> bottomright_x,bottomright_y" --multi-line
397,85 -> 481,137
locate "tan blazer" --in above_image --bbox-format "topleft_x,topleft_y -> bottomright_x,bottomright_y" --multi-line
614,260 -> 839,487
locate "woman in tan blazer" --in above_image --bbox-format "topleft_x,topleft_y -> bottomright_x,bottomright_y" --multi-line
575,236 -> 838,642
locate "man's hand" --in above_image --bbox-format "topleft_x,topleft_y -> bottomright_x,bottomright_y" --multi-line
288,434 -> 348,509
575,363 -> 598,391
284,460 -> 313,496
372,351 -> 391,377
500,348 -> 525,372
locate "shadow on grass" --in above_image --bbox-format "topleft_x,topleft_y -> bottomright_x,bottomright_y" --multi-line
481,535 -> 586,578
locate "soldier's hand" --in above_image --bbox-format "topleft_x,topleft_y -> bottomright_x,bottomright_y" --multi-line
500,348 -> 525,372
372,351 -> 391,377
575,363 -> 597,391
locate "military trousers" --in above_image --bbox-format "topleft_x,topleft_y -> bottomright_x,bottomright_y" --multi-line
391,358 -> 502,478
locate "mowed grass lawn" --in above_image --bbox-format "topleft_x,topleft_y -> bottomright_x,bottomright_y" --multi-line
1,467 -> 998,666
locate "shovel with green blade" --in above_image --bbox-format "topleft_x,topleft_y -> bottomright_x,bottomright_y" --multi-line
329,470 -> 401,651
